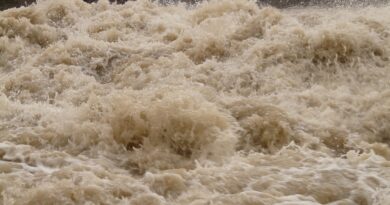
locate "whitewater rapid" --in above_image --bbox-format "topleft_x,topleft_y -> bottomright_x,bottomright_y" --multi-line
0,0 -> 390,204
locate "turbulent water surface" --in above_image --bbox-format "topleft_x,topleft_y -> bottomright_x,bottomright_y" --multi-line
0,0 -> 390,204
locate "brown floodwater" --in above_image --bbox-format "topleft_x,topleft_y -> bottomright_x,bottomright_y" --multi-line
0,0 -> 390,204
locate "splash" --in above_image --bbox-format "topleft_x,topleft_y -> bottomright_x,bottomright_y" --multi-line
0,0 -> 390,204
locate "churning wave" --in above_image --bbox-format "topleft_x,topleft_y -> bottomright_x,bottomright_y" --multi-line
0,0 -> 390,204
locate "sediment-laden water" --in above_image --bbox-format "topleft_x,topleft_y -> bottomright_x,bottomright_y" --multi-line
0,0 -> 390,204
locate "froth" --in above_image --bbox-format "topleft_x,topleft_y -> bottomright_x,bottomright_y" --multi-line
0,0 -> 390,204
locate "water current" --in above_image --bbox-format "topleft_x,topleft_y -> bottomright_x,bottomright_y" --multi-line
0,0 -> 389,204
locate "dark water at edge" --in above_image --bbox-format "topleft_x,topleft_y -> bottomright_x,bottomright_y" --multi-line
1,0 -> 388,11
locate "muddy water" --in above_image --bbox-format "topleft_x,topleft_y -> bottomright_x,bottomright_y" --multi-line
0,0 -> 390,204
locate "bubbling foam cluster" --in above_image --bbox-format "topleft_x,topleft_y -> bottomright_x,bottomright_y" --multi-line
0,0 -> 390,204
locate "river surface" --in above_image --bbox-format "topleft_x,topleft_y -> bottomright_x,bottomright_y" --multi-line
0,0 -> 390,204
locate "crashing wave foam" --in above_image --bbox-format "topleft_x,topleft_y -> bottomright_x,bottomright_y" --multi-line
0,0 -> 390,204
